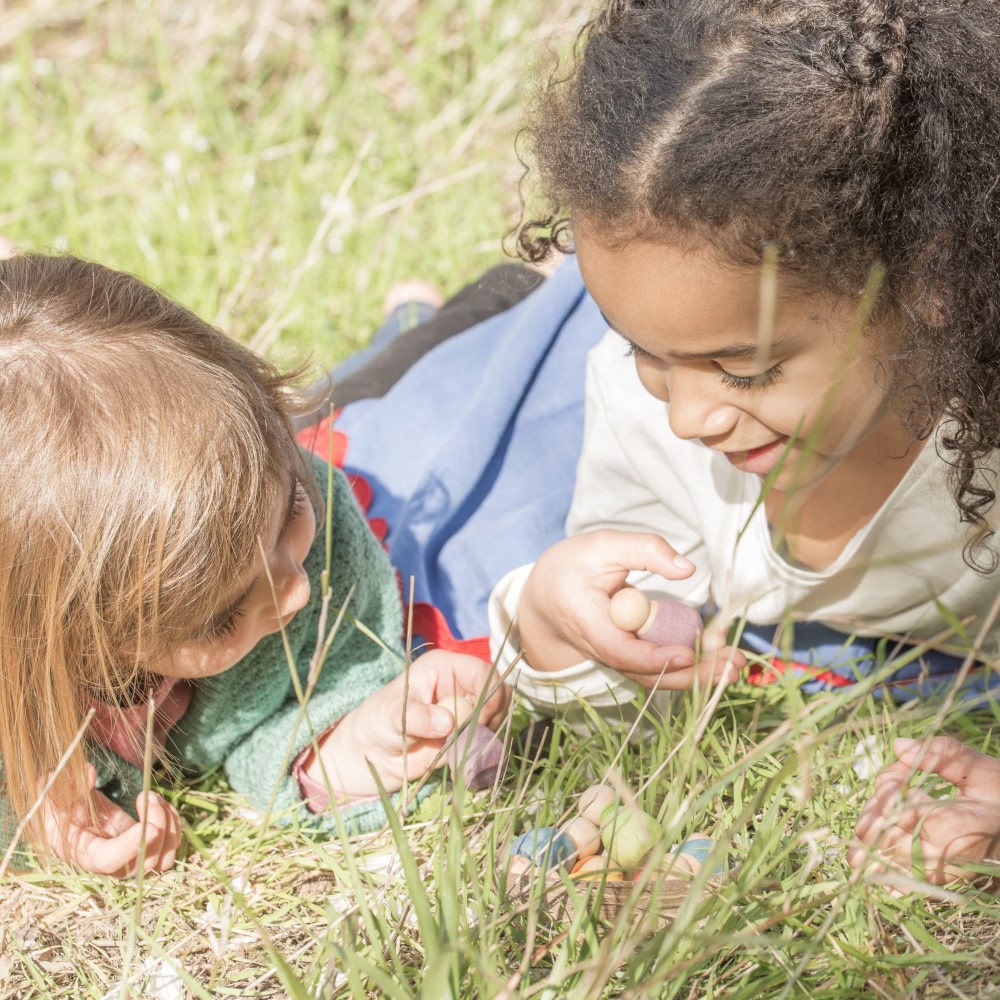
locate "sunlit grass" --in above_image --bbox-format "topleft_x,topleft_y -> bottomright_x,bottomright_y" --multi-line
4,677 -> 998,997
2,1 -> 1000,998
0,0 -> 586,370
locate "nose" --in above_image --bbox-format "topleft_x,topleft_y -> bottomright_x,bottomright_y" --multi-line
665,371 -> 740,442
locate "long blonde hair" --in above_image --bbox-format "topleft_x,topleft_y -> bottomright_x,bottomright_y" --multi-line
0,253 -> 308,853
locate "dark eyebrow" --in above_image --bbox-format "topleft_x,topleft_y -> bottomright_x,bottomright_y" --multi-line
199,471 -> 298,639
601,311 -> 792,363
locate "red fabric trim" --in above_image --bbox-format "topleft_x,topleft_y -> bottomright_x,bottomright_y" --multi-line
409,602 -> 491,660
346,473 -> 372,511
747,657 -> 854,688
298,413 -> 386,543
367,517 -> 388,543
297,413 -> 346,467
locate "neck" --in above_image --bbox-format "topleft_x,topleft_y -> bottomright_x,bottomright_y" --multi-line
766,413 -> 923,570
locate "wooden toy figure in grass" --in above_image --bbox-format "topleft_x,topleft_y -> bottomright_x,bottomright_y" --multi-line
609,587 -> 702,653
435,693 -> 504,790
505,782 -> 726,888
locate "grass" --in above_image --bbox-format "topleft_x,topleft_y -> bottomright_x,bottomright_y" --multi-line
2,1 -> 1000,998
3,679 -> 1000,998
1,0 -> 584,369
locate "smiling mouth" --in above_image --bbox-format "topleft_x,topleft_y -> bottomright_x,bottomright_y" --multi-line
723,437 -> 790,475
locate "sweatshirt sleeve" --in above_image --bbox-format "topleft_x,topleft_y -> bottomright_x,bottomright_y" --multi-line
486,335 -> 690,733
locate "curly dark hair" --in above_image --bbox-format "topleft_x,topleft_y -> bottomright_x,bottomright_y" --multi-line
518,0 -> 1000,569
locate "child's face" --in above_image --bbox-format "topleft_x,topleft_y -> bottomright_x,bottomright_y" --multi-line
575,221 -> 907,492
151,472 -> 317,679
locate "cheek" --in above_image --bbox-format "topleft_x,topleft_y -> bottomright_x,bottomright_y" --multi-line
812,363 -> 888,422
302,501 -> 318,549
162,628 -> 257,679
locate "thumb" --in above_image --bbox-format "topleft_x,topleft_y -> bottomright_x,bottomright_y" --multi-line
400,701 -> 454,742
134,791 -> 166,835
894,736 -> 1000,797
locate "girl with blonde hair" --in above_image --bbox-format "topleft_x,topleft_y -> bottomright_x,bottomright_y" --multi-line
0,252 -> 505,875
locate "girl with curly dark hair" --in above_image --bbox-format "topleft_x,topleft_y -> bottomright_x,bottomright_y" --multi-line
486,0 -> 1000,881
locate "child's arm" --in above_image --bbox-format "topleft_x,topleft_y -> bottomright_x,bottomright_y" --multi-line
300,650 -> 509,800
849,736 -> 1000,885
41,763 -> 181,876
515,530 -> 744,689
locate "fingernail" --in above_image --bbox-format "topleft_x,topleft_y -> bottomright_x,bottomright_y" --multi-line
430,706 -> 454,736
894,737 -> 919,751
672,555 -> 695,571
667,652 -> 695,669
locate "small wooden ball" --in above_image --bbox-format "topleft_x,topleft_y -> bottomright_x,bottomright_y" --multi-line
578,784 -> 615,824
562,815 -> 602,859
609,587 -> 652,632
571,856 -> 626,881
669,833 -> 725,876
436,693 -> 475,728
609,587 -> 701,649
505,855 -> 535,879
600,805 -> 665,872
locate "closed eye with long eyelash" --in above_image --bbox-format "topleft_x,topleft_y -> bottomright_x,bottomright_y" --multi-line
205,605 -> 246,640
717,364 -> 783,390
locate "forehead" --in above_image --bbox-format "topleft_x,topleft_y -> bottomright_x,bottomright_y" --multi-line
574,223 -> 839,345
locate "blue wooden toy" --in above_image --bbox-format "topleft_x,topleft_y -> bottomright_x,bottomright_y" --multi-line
669,834 -> 727,876
509,827 -> 576,869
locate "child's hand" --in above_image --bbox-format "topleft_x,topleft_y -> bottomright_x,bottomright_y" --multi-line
306,650 -> 509,799
41,764 -> 181,876
849,736 -> 1000,885
516,530 -> 743,688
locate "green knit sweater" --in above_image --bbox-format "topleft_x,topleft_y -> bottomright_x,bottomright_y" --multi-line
2,454 -> 412,861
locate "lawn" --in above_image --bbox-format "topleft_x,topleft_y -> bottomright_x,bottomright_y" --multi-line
2,1 -> 999,998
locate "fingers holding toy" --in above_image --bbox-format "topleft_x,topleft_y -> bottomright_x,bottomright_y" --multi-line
534,529 -> 698,589
517,530 -> 700,674
607,586 -> 744,690
608,587 -> 701,648
309,650 -> 509,798
391,651 -> 509,789
403,649 -> 510,731
613,645 -> 745,691
359,648 -> 509,749
133,791 -> 183,873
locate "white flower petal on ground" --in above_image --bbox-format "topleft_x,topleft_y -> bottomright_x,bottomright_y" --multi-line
852,736 -> 883,780
141,956 -> 186,1000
